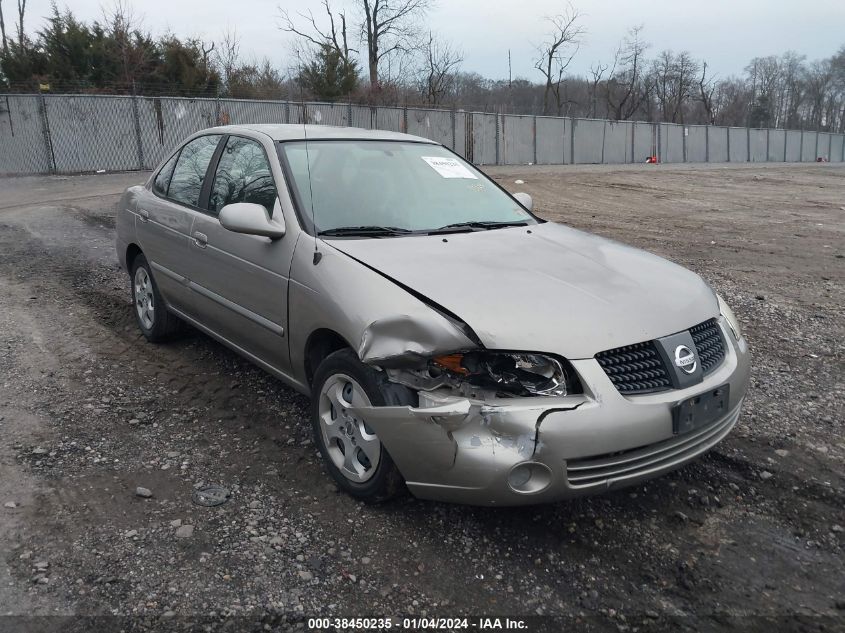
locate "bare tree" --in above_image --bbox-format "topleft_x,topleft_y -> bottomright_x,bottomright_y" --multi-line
279,0 -> 355,67
605,26 -> 649,120
359,0 -> 432,91
102,1 -> 150,86
0,0 -> 8,57
14,0 -> 24,50
417,31 -> 462,106
697,61 -> 716,124
215,27 -> 241,95
588,61 -> 607,117
533,4 -> 584,115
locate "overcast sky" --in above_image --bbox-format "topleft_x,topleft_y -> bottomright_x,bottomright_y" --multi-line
18,0 -> 845,81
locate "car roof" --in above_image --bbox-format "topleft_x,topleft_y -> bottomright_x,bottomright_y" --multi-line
203,124 -> 438,144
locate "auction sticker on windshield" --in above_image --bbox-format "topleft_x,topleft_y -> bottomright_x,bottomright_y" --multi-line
421,156 -> 478,179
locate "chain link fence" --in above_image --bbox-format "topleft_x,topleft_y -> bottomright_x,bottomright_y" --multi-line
2,93 -> 845,175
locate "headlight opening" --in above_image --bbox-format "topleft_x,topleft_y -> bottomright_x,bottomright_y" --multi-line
432,351 -> 582,397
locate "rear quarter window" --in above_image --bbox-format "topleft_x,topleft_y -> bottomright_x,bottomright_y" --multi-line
152,152 -> 179,196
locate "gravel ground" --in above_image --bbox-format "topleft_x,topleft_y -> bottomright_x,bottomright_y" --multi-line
0,163 -> 843,633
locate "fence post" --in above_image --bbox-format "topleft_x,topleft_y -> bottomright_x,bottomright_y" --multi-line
726,127 -> 731,162
656,123 -> 661,163
284,101 -> 290,124
814,130 -> 819,160
347,102 -> 353,127
630,122 -> 635,163
828,133 -> 832,161
765,128 -> 769,162
403,106 -> 408,134
799,129 -> 804,162
600,120 -> 606,164
451,109 -> 457,151
130,86 -> 145,170
783,130 -> 788,162
705,125 -> 710,163
495,112 -> 500,166
214,92 -> 221,126
682,126 -> 687,162
532,115 -> 538,164
746,127 -> 751,162
570,118 -> 576,164
37,93 -> 56,174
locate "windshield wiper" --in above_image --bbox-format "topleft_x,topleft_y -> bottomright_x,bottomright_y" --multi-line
427,220 -> 529,234
318,225 -> 413,237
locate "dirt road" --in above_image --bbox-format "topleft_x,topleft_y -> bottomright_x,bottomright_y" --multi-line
0,163 -> 843,632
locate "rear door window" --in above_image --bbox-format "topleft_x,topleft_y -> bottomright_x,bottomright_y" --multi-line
152,152 -> 179,196
208,137 -> 277,216
167,135 -> 222,207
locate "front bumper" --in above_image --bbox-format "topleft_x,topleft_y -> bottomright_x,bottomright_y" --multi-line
360,318 -> 750,506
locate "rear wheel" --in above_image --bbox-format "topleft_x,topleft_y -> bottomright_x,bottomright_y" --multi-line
311,348 -> 414,502
130,253 -> 182,342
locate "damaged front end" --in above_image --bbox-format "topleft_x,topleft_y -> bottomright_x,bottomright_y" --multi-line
353,327 -> 592,504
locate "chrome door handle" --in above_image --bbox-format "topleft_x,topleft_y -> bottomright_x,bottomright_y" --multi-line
138,208 -> 150,222
192,231 -> 208,248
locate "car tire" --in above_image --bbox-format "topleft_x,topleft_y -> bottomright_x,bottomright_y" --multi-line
311,348 -> 415,503
130,253 -> 182,343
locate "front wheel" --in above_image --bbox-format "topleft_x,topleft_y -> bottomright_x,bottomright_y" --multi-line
310,349 -> 414,503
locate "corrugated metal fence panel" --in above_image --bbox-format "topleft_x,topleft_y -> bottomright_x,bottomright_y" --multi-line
137,97 -> 217,168
375,106 -> 404,134
603,121 -> 631,164
407,108 -> 453,148
572,119 -> 604,164
708,127 -> 728,163
0,95 -> 52,174
749,129 -> 767,162
453,111 -> 467,157
501,115 -> 535,165
349,105 -> 373,129
660,124 -> 684,163
785,130 -> 802,161
817,133 -> 833,161
46,95 -> 139,172
801,131 -> 817,161
768,129 -> 786,161
830,134 -> 844,162
222,99 -> 288,125
536,116 -> 566,164
469,113 -> 497,165
632,121 -> 654,161
728,128 -> 748,162
304,102 -> 349,126
686,126 -> 707,162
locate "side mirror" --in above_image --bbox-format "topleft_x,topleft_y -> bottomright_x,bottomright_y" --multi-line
513,192 -> 533,212
219,202 -> 285,239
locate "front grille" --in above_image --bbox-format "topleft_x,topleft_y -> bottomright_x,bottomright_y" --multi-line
566,403 -> 740,488
595,341 -> 672,394
596,319 -> 727,394
689,318 -> 726,376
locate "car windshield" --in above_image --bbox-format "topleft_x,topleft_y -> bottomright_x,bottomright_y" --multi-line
279,140 -> 536,235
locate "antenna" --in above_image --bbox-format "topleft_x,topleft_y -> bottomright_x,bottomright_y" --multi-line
302,105 -> 321,264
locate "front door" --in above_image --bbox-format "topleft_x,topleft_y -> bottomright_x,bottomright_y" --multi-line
182,135 -> 295,373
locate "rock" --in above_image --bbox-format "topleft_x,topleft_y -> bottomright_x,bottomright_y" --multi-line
832,525 -> 843,533
774,449 -> 789,457
166,451 -> 180,458
4,501 -> 17,509
361,557 -> 371,565
298,570 -> 313,581
125,530 -> 138,538
249,500 -> 261,509
175,525 -> 194,538
135,487 -> 153,498
673,511 -> 689,523
32,447 -> 48,455
170,519 -> 182,528
759,471 -> 774,481
34,561 -> 49,570
646,610 -> 660,619
514,179 -> 525,184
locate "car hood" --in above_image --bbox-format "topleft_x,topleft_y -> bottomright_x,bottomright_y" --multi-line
327,222 -> 719,359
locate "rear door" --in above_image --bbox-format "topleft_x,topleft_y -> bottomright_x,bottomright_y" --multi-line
181,134 -> 295,372
135,134 -> 223,311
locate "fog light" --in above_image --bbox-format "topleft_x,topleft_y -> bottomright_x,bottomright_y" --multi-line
507,462 -> 553,494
